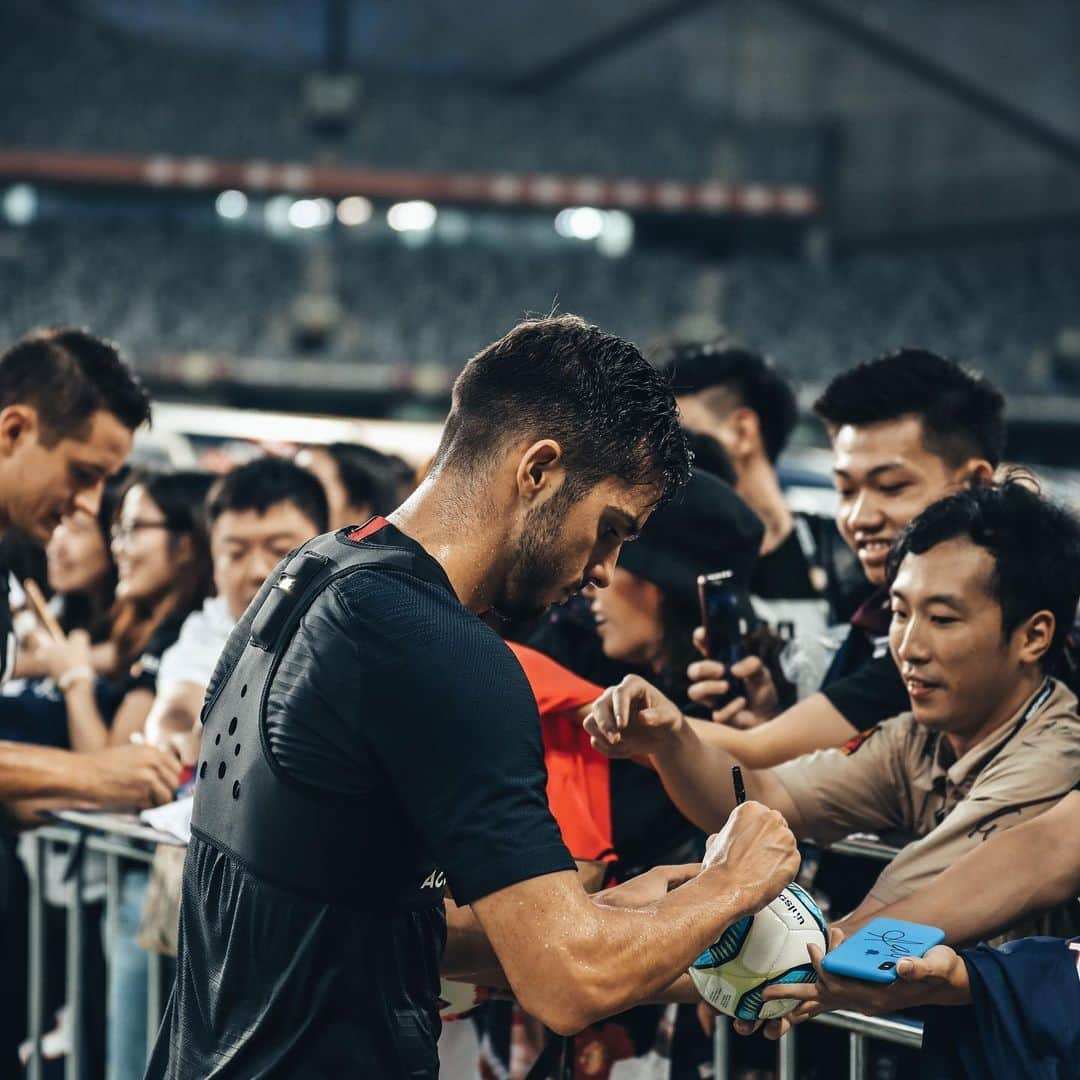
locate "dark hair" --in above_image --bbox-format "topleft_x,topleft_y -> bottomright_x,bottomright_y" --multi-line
320,443 -> 411,515
207,456 -> 329,534
0,328 -> 151,443
59,467 -> 132,639
435,316 -> 691,505
110,470 -> 214,671
814,349 -> 1006,468
887,478 -> 1080,667
657,343 -> 798,463
682,429 -> 736,486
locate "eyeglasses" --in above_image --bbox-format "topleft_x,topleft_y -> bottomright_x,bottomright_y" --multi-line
110,521 -> 173,545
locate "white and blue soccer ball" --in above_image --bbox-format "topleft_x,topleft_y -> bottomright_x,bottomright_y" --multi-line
689,883 -> 828,1021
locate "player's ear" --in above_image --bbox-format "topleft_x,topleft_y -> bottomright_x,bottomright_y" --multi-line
515,440 -> 564,504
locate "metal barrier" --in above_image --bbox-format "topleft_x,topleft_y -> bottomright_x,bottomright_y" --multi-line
24,822 -> 175,1080
22,822 -> 920,1079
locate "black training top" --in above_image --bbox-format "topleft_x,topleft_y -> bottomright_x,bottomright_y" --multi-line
146,523 -> 575,1080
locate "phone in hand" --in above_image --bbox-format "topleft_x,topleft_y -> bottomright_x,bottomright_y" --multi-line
820,918 -> 946,984
697,571 -> 750,706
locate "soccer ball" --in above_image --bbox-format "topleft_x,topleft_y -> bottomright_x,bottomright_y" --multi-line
688,883 -> 828,1021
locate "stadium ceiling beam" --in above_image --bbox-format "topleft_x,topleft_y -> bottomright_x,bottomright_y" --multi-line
507,0 -> 719,92
770,0 -> 1080,171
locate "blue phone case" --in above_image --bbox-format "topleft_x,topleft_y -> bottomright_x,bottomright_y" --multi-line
820,918 -> 946,984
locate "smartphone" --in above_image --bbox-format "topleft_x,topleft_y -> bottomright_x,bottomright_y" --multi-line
820,918 -> 946,984
697,571 -> 750,705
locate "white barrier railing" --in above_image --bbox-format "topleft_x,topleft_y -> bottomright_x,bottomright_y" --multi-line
23,822 -> 919,1079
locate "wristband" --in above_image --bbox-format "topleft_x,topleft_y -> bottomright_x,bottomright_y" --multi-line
58,665 -> 94,691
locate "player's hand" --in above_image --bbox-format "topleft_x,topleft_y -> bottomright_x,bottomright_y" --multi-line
583,674 -> 684,758
700,801 -> 799,915
593,863 -> 702,909
82,745 -> 183,809
689,629 -> 780,728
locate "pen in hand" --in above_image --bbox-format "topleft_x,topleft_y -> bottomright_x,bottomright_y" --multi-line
732,764 -> 746,806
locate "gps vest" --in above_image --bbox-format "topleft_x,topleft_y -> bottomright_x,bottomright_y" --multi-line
190,520 -> 445,911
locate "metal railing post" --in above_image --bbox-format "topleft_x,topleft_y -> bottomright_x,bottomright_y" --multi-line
777,1024 -> 797,1080
26,832 -> 47,1080
850,1031 -> 867,1080
711,1017 -> 729,1078
64,843 -> 86,1080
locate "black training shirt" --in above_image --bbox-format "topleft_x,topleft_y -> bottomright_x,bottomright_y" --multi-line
147,524 -> 575,1079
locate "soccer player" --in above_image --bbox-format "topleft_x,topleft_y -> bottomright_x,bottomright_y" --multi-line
146,316 -> 800,1079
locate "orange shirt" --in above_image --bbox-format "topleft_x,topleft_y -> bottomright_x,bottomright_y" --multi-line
506,642 -> 615,865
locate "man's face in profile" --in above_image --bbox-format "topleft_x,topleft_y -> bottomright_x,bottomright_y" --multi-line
494,477 -> 655,622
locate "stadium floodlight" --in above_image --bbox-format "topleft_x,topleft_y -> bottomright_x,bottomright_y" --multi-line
2,184 -> 37,226
597,210 -> 634,257
387,200 -> 438,232
215,190 -> 249,220
337,196 -> 373,227
554,206 -> 604,241
288,198 -> 335,230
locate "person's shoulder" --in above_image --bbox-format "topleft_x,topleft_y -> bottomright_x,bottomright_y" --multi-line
1034,678 -> 1080,727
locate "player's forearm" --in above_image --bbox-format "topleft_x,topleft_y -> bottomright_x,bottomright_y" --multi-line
443,899 -> 500,977
565,867 -> 762,1028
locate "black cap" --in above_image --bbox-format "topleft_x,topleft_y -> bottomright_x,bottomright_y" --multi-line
617,468 -> 763,607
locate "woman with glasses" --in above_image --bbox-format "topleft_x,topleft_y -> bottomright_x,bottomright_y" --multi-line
36,470 -> 214,752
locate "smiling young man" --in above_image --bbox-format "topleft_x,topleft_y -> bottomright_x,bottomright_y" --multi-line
586,480 -> 1080,943
147,316 -> 801,1080
682,349 -> 1007,764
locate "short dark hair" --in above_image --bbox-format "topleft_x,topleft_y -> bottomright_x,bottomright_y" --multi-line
207,456 -> 329,534
656,343 -> 798,463
682,428 -> 736,486
0,328 -> 151,443
888,478 -> 1080,667
321,443 -> 410,514
435,315 -> 691,504
814,349 -> 1005,468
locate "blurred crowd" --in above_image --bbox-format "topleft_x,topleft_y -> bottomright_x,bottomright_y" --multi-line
0,325 -> 1076,1079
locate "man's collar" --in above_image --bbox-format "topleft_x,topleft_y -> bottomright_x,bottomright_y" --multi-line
929,677 -> 1056,789
850,586 -> 891,638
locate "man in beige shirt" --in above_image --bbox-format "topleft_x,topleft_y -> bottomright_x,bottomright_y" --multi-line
586,478 -> 1080,941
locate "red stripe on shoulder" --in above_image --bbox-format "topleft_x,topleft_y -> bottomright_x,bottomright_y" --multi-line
346,516 -> 390,542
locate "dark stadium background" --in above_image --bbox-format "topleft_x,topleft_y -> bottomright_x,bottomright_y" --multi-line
3,0 -> 1079,475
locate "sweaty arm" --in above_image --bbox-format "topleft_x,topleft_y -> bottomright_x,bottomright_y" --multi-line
471,801 -> 799,1034
584,675 -> 805,835
842,792 -> 1080,945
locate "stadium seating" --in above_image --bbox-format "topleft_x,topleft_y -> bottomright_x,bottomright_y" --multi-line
0,219 -> 1074,392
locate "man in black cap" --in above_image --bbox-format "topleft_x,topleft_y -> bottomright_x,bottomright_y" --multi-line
588,466 -> 764,880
